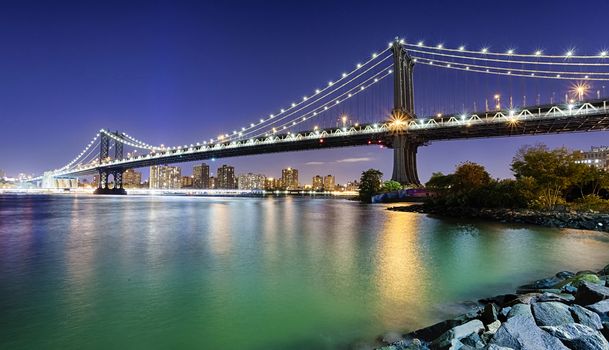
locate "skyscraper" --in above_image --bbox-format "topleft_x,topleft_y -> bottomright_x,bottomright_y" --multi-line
122,169 -> 142,188
193,163 -> 210,188
323,175 -> 335,191
312,175 -> 323,190
217,165 -> 235,189
150,165 -> 182,189
237,173 -> 266,190
281,168 -> 299,190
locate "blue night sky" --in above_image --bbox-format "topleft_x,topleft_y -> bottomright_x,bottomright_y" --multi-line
1,0 -> 608,183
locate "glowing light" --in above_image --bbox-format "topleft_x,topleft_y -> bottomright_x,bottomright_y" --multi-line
600,51 -> 608,57
436,43 -> 443,49
481,48 -> 488,53
565,50 -> 574,57
535,50 -> 542,56
507,49 -> 514,55
417,41 -> 424,46
458,46 -> 465,51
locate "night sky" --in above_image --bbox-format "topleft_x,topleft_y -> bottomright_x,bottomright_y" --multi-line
1,0 -> 608,183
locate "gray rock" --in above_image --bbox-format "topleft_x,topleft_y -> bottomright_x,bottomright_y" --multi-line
599,264 -> 609,276
500,307 -> 512,320
507,304 -> 533,319
576,282 -> 609,306
541,323 -> 609,350
564,285 -> 579,294
571,304 -> 604,330
536,292 -> 574,303
532,302 -> 575,327
602,323 -> 609,343
430,319 -> 484,350
520,277 -> 563,290
558,271 -> 576,279
482,304 -> 499,324
486,345 -> 515,350
487,320 -> 502,334
460,332 -> 485,348
489,315 -> 569,350
588,300 -> 609,318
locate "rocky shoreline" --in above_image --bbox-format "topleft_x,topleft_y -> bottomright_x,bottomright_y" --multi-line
372,264 -> 609,350
388,205 -> 609,232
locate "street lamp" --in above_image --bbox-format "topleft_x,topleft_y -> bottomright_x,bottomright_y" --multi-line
494,94 -> 501,110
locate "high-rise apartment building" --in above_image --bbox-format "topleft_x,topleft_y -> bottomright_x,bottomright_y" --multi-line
323,175 -> 335,191
576,146 -> 609,170
312,175 -> 323,190
237,173 -> 266,190
217,165 -> 236,189
193,163 -> 210,188
281,167 -> 299,190
122,169 -> 142,188
181,176 -> 194,188
150,165 -> 182,189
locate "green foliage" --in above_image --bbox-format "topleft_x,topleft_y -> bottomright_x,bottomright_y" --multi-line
424,144 -> 609,212
571,194 -> 609,212
511,144 -> 583,209
382,180 -> 402,192
358,169 -> 383,203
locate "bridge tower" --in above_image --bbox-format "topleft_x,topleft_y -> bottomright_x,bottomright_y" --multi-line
390,39 -> 421,186
95,131 -> 127,195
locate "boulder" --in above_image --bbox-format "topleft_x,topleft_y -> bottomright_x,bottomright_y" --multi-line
507,304 -> 533,319
408,318 -> 465,342
602,322 -> 609,342
532,302 -> 575,327
558,273 -> 603,289
570,304 -> 604,330
460,332 -> 485,348
588,300 -> 609,318
576,282 -> 609,306
486,345 -> 515,350
499,307 -> 511,321
482,304 -> 499,324
536,292 -> 574,303
430,319 -> 484,350
489,315 -> 569,349
599,264 -> 609,276
519,276 -> 563,291
541,323 -> 609,350
487,320 -> 502,334
557,271 -> 576,279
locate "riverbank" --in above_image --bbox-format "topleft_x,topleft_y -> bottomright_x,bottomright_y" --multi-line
373,265 -> 609,350
388,204 -> 609,232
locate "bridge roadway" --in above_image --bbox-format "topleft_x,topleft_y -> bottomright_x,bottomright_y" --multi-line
55,99 -> 609,178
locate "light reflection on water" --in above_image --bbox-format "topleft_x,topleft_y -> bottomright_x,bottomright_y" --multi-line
1,194 -> 609,349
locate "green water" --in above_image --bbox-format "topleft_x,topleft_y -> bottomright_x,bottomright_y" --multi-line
1,194 -> 609,349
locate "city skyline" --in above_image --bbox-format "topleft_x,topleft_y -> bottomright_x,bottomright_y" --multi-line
2,1 -> 609,183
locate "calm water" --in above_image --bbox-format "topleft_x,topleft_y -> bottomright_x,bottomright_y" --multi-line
2,194 -> 609,349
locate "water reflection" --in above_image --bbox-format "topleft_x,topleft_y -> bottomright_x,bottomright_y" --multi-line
2,195 -> 609,350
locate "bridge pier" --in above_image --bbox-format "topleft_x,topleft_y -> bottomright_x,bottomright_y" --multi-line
94,168 -> 127,195
391,134 -> 421,186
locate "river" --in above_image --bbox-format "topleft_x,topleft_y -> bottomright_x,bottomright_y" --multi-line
1,194 -> 609,349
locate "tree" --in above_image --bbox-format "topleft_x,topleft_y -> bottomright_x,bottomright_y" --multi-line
453,162 -> 491,193
511,144 -> 579,208
425,172 -> 454,193
359,169 -> 383,203
382,180 -> 402,192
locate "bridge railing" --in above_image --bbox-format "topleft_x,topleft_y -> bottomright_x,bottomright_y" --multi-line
50,100 -> 608,177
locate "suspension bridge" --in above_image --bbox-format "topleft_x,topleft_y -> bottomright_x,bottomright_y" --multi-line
34,38 -> 609,194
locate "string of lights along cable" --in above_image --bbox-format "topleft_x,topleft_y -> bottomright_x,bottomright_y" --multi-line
39,37 -> 609,180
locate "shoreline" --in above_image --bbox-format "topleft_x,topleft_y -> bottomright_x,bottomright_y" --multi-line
388,204 -> 609,232
372,264 -> 609,350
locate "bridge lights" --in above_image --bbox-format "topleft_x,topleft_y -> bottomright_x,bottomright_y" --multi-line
565,50 -> 574,57
600,51 -> 608,57
535,50 -> 542,56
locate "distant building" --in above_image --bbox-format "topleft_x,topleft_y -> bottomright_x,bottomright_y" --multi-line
281,167 -> 299,190
312,175 -> 323,190
123,169 -> 142,188
92,174 -> 99,188
217,165 -> 236,189
264,177 -> 281,190
323,175 -> 335,191
193,163 -> 210,189
150,165 -> 181,189
0,168 -> 5,179
209,176 -> 216,189
237,173 -> 266,190
181,176 -> 194,188
577,146 -> 609,170
345,180 -> 360,191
